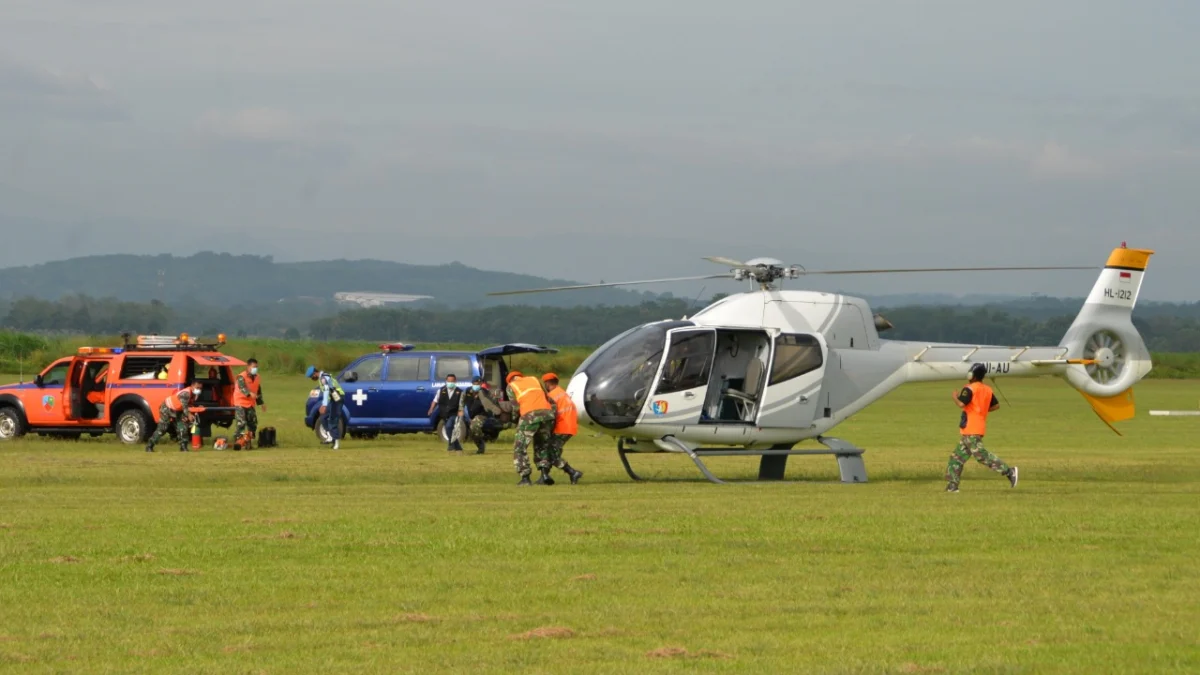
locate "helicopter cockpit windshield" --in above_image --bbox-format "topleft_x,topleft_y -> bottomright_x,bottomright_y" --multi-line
577,320 -> 694,428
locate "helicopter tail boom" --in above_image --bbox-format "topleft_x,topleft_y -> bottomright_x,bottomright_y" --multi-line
879,246 -> 1153,434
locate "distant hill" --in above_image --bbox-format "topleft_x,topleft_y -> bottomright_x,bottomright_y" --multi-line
0,252 -> 666,308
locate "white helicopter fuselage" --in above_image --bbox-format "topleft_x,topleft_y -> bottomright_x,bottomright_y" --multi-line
566,254 -> 1152,453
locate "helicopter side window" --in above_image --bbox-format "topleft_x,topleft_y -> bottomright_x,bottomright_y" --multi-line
657,331 -> 715,395
769,334 -> 823,385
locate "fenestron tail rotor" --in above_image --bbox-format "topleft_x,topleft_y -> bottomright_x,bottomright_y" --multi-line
1083,329 -> 1128,385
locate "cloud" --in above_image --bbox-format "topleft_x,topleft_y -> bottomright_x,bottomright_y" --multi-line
197,107 -> 311,143
0,53 -> 126,121
192,107 -> 353,164
1028,142 -> 1106,178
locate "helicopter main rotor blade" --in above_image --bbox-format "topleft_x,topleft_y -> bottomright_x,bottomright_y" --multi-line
798,265 -> 1096,275
487,274 -> 736,296
703,256 -> 755,269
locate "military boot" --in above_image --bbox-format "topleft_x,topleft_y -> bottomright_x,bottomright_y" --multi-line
536,467 -> 555,486
179,442 -> 189,452
561,463 -> 583,485
145,443 -> 155,453
517,474 -> 533,487
474,440 -> 486,455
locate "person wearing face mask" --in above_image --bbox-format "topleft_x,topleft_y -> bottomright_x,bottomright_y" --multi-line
146,380 -> 204,453
427,373 -> 465,453
307,365 -> 345,450
232,358 -> 266,449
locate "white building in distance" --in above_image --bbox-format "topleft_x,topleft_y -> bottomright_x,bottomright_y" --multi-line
334,292 -> 433,308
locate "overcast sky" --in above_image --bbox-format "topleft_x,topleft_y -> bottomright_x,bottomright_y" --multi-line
1,0 -> 1197,301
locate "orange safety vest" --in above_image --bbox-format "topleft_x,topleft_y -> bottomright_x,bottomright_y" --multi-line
165,388 -> 189,412
546,386 -> 578,436
232,371 -> 260,408
960,381 -> 995,436
509,376 -> 552,415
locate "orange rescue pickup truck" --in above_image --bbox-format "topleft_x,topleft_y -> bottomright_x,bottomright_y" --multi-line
0,333 -> 246,444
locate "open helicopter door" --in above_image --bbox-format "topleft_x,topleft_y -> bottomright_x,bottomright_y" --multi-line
639,327 -> 718,427
755,333 -> 828,430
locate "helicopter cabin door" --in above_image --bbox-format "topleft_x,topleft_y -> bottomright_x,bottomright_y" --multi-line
756,333 -> 828,430
641,327 -> 717,427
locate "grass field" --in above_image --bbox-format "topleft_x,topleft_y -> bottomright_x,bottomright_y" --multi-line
1,374 -> 1198,674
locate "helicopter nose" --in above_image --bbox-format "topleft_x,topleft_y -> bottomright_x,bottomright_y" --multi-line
566,373 -> 593,428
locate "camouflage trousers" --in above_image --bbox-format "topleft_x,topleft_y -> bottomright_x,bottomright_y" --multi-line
945,434 -> 1011,489
537,433 -> 573,470
149,403 -> 190,447
233,406 -> 258,438
512,409 -> 555,477
468,414 -> 502,449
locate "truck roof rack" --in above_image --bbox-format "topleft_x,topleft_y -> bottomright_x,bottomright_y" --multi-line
121,332 -> 227,352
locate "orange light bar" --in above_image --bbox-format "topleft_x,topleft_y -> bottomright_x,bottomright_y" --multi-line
217,333 -> 227,344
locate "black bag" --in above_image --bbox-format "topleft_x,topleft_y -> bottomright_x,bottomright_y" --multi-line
258,427 -> 277,448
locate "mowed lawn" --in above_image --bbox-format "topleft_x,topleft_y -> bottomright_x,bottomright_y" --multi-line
1,375 -> 1198,674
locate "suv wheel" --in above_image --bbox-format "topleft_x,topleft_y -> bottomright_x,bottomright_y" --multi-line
116,409 -> 151,444
314,413 -> 345,443
0,408 -> 26,441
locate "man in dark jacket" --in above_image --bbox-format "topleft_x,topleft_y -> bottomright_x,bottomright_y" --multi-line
427,373 -> 465,453
463,376 -> 503,454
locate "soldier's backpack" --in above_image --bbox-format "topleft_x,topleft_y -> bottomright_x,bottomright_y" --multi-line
258,427 -> 277,448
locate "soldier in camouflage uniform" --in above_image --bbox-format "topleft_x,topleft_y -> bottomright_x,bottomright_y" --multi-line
146,381 -> 203,453
232,358 -> 266,448
505,371 -> 557,486
540,373 -> 583,484
463,377 -> 504,454
945,363 -> 1018,492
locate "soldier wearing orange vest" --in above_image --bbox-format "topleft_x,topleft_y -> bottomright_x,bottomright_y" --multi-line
232,358 -> 266,449
146,380 -> 203,453
946,363 -> 1019,492
541,373 -> 583,485
505,370 -> 558,486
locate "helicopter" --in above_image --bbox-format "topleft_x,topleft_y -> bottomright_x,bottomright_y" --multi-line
488,244 -> 1154,484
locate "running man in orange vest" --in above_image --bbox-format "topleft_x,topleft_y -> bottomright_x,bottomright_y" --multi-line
946,363 -> 1018,492
541,373 -> 583,484
146,381 -> 203,453
232,358 -> 266,449
505,370 -> 557,486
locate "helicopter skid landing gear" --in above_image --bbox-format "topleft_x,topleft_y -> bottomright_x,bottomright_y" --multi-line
817,436 -> 869,484
616,438 -> 647,482
617,436 -> 868,484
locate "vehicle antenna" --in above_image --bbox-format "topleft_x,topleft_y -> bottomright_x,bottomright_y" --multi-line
685,285 -> 707,318
989,374 -> 1012,408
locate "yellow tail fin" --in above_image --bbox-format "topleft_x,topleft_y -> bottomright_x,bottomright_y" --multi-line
1079,388 -> 1136,436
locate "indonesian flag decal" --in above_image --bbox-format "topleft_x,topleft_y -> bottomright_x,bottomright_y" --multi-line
1119,271 -> 1132,283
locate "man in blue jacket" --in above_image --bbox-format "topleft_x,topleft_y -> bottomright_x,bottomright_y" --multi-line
307,365 -> 345,450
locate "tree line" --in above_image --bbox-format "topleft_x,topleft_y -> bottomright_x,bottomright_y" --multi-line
6,293 -> 1200,352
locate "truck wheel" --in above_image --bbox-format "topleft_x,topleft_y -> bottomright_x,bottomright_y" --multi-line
116,409 -> 151,444
0,408 -> 26,441
314,413 -> 345,444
